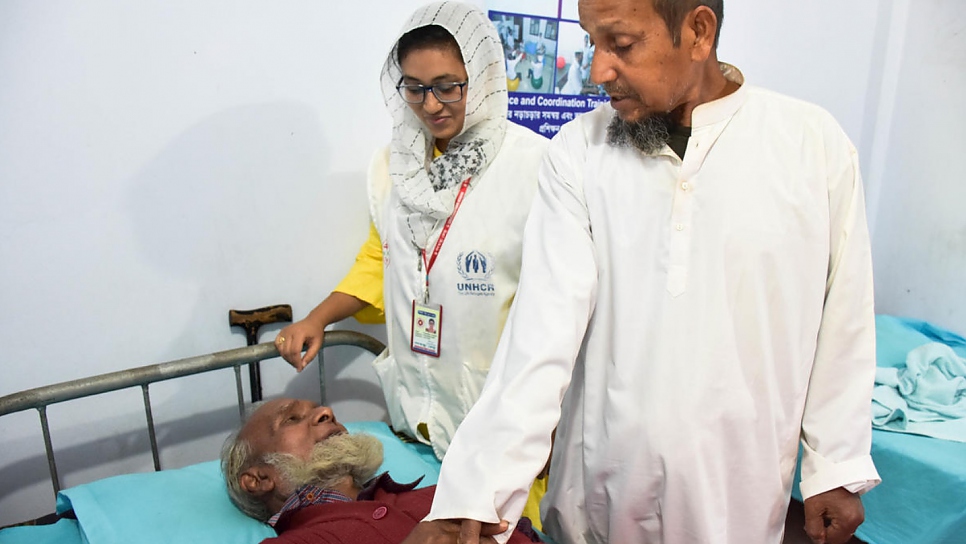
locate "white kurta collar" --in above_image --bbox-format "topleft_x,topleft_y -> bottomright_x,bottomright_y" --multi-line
691,62 -> 747,129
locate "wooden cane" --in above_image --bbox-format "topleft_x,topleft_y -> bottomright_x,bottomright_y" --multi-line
228,304 -> 293,402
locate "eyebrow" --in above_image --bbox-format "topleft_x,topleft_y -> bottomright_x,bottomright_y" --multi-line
269,400 -> 296,434
584,17 -> 642,34
400,73 -> 466,84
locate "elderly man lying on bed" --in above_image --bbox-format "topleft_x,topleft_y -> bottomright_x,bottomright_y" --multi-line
220,398 -> 541,544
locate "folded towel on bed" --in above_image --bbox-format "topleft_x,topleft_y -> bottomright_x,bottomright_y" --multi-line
873,342 -> 966,442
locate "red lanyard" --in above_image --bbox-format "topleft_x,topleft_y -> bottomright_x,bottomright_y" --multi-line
421,177 -> 472,289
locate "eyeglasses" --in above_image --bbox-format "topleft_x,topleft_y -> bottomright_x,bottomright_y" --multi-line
396,81 -> 468,104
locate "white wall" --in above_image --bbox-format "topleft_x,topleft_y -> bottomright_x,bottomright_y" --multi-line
723,0 -> 966,334
867,0 -> 966,332
1,0 -> 956,526
720,1 -> 880,161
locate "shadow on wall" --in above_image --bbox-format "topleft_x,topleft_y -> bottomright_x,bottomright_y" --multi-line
123,99 -> 384,388
118,100 -> 338,466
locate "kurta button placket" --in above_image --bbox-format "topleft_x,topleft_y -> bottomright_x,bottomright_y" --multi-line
667,178 -> 692,297
372,506 -> 388,520
665,118 -> 732,297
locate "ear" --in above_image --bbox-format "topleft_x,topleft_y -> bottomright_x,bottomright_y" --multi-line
685,6 -> 718,61
239,464 -> 277,497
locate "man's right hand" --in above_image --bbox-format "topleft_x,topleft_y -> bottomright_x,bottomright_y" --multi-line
400,519 -> 509,544
275,318 -> 325,372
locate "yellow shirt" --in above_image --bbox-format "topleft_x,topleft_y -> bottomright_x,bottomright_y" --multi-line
522,475 -> 547,531
332,221 -> 386,324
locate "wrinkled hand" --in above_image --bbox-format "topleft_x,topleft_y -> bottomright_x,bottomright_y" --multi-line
400,519 -> 509,544
803,487 -> 864,544
275,318 -> 325,372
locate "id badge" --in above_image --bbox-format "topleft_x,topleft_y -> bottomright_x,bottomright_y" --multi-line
411,301 -> 442,357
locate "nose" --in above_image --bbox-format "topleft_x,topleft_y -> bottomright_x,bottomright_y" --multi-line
589,49 -> 616,85
422,91 -> 445,114
311,405 -> 336,426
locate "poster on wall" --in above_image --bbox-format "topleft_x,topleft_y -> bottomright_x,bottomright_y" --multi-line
486,0 -> 609,138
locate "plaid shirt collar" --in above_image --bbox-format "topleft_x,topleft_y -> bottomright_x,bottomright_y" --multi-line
267,484 -> 351,527
268,473 -> 424,528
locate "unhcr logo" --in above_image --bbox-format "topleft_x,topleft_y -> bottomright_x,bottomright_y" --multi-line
456,250 -> 496,296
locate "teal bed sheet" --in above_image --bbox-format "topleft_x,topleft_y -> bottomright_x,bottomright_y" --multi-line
793,428 -> 966,544
0,518 -> 82,544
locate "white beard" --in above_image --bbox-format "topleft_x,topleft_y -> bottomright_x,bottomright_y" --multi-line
264,432 -> 384,493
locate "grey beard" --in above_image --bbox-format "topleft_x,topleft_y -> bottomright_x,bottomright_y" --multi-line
606,113 -> 673,154
263,433 -> 383,495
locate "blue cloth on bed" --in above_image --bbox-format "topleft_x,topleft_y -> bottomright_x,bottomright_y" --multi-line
346,420 -> 441,487
793,429 -> 966,544
858,430 -> 966,544
875,314 -> 966,367
55,459 -> 277,544
0,519 -> 82,544
872,342 -> 966,442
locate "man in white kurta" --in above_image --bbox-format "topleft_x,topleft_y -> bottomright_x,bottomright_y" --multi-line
409,2 -> 881,543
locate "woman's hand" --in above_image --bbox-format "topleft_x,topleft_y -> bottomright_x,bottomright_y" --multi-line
274,292 -> 370,372
275,316 -> 326,372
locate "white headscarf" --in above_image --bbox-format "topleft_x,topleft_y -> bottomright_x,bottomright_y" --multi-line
380,1 -> 508,249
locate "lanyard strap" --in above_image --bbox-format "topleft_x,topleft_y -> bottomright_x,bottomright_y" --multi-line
420,177 -> 472,291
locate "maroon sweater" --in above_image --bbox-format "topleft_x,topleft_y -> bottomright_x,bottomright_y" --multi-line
266,476 -> 540,544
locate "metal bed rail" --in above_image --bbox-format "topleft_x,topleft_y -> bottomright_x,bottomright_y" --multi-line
0,330 -> 385,496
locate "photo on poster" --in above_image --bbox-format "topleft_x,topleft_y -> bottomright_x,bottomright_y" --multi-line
486,1 -> 611,138
553,21 -> 604,96
491,11 -> 560,94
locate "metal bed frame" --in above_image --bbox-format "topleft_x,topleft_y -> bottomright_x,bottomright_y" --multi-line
0,331 -> 385,501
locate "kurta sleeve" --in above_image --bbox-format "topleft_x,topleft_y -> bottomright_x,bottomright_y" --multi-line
424,122 -> 598,540
798,119 -> 881,499
333,222 -> 386,324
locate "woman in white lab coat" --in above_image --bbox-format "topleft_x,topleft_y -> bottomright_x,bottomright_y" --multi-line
276,0 -> 547,470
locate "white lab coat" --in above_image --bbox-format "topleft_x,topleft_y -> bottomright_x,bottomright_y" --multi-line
368,122 -> 548,460
427,67 -> 880,543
